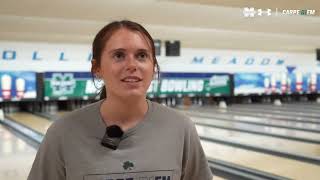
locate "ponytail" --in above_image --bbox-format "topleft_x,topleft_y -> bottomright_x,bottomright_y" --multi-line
99,86 -> 107,100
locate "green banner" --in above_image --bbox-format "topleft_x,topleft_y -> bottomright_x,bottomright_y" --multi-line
44,72 -> 101,100
44,72 -> 231,100
147,74 -> 231,97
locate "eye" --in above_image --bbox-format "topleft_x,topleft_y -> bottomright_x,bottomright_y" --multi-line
113,51 -> 125,61
136,52 -> 149,61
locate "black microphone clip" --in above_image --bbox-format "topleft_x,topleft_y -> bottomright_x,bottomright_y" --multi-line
101,125 -> 124,150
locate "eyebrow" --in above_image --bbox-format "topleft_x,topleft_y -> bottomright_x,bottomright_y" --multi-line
108,48 -> 150,54
108,48 -> 125,54
136,48 -> 149,52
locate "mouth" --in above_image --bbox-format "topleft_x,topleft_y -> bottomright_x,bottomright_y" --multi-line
121,76 -> 143,83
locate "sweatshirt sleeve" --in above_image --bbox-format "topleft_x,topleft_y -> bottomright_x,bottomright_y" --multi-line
181,118 -> 213,180
27,122 -> 66,180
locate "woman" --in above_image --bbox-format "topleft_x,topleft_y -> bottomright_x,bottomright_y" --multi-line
28,20 -> 213,180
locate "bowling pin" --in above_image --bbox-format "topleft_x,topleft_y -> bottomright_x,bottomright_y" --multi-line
172,98 -> 176,106
281,73 -> 287,93
0,108 -> 4,121
296,72 -> 303,93
1,74 -> 12,100
264,77 -> 270,94
167,98 -> 172,106
274,99 -> 282,106
287,77 -> 291,93
218,100 -> 227,109
198,98 -> 203,106
161,98 -> 166,106
16,78 -> 26,99
271,74 -> 276,93
310,73 -> 317,92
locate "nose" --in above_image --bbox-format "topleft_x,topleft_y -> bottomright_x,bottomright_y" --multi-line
125,55 -> 137,72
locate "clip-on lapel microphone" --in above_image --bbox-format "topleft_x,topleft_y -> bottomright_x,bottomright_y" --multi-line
101,125 -> 124,150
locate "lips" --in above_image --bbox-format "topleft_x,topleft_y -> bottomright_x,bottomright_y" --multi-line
121,76 -> 142,83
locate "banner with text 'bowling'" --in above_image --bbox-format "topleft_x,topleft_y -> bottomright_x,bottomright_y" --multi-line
147,73 -> 231,97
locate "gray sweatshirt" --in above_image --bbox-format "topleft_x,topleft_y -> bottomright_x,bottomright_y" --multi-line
28,99 -> 213,180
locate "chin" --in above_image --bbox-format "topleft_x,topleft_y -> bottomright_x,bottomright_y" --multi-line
123,91 -> 145,99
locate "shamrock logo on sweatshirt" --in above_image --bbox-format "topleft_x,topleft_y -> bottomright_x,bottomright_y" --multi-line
123,161 -> 134,170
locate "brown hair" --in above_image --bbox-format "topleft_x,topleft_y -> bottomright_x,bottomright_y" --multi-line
91,20 -> 160,100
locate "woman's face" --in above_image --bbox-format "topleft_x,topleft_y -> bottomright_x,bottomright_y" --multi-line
97,28 -> 154,100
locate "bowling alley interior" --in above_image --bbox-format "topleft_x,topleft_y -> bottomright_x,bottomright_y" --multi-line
1,0 -> 320,180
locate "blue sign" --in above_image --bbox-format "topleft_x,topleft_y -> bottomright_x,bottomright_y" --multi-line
317,74 -> 320,92
0,71 -> 37,101
234,73 -> 289,95
234,73 -> 266,95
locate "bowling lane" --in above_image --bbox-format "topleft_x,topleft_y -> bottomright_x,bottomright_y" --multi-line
232,103 -> 320,115
228,105 -> 320,119
181,106 -> 320,124
179,109 -> 320,132
192,116 -> 320,143
6,112 -> 52,135
212,176 -> 224,180
201,140 -> 320,180
195,124 -> 320,158
54,111 -> 72,120
0,124 -> 36,180
285,103 -> 320,111
44,110 -> 71,120
200,106 -> 320,122
55,111 -> 70,117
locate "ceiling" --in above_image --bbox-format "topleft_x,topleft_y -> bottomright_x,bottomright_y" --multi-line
0,0 -> 319,53
169,0 -> 320,10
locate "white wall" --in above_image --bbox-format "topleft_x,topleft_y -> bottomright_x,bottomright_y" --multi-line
1,41 -> 319,73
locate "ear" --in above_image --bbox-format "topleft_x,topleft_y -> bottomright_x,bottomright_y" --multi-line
153,65 -> 158,78
91,59 -> 101,77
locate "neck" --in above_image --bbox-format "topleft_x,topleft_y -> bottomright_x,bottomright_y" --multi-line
100,95 -> 148,130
